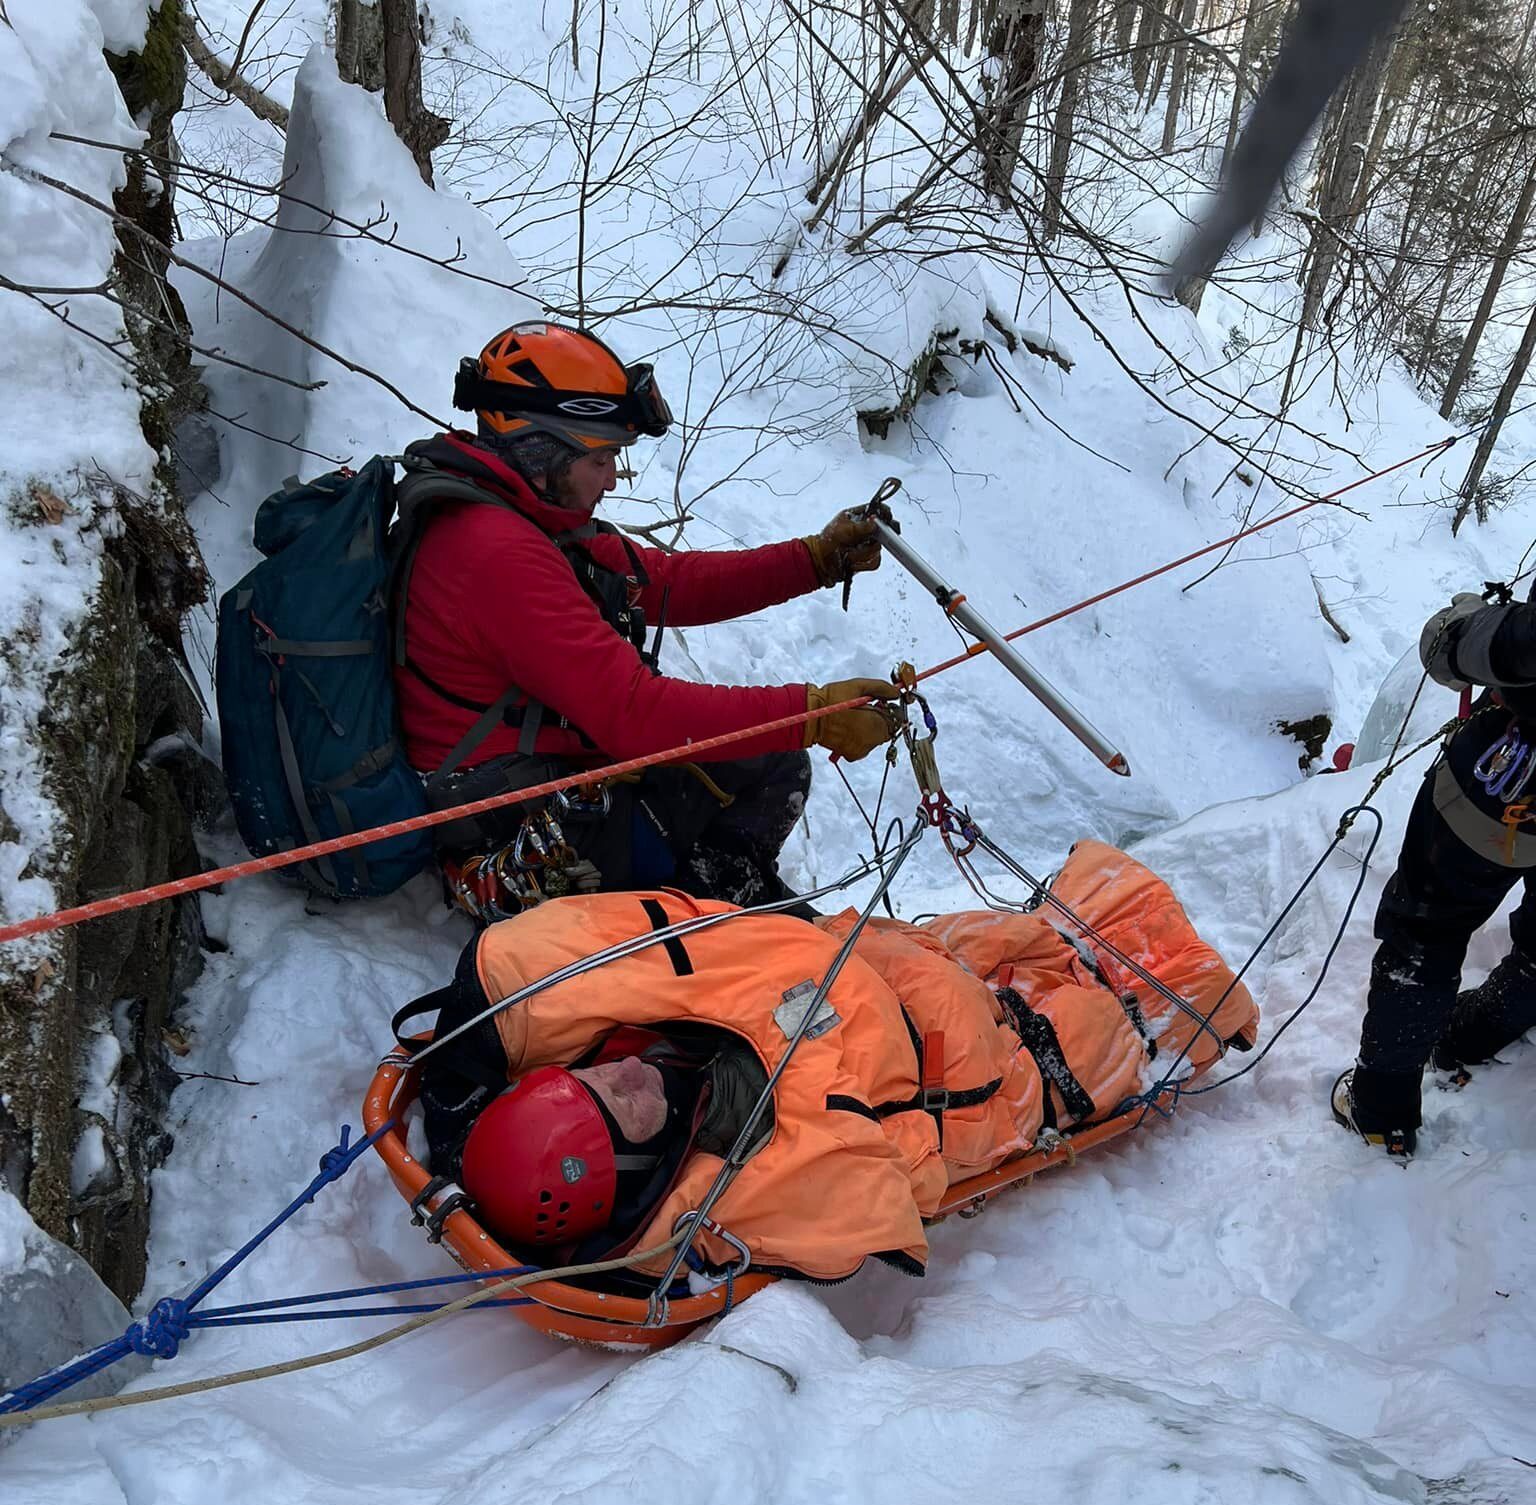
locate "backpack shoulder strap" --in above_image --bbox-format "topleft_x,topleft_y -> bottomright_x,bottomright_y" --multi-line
389,463 -> 561,778
388,465 -> 522,669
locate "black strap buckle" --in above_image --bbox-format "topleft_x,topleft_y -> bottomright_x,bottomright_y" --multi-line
920,1084 -> 949,1115
409,1175 -> 474,1244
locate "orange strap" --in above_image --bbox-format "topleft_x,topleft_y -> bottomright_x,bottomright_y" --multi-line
1503,803 -> 1531,863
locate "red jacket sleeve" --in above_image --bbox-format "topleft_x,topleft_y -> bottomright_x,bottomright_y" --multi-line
455,517 -> 809,762
583,534 -> 820,627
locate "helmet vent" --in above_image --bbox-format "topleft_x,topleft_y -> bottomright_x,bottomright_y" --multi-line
539,1190 -> 552,1204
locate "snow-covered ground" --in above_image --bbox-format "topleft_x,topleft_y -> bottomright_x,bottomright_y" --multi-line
4,1 -> 1536,1499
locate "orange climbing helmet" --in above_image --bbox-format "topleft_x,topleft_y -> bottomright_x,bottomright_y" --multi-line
452,321 -> 673,450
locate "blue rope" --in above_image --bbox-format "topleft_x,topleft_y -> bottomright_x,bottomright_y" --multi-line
188,1299 -> 532,1326
191,1264 -> 533,1319
0,1122 -> 393,1415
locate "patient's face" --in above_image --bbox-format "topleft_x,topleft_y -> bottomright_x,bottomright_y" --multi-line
572,1055 -> 667,1143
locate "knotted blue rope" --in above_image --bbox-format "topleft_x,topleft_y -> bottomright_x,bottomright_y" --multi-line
126,1298 -> 193,1360
0,1122 -> 391,1416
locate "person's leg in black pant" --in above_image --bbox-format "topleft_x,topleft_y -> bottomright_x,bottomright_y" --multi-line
1435,872 -> 1536,1066
630,751 -> 814,910
1348,776 -> 1522,1144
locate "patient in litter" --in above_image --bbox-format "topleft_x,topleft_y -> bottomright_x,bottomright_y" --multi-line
403,841 -> 1256,1282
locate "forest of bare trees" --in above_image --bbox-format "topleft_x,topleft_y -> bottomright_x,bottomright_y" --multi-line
58,0 -> 1536,541
163,1 -> 1533,523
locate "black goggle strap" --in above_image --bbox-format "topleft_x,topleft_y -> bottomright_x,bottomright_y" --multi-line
453,362 -> 672,437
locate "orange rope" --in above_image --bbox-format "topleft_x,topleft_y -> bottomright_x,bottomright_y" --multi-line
0,700 -> 860,946
916,436 -> 1458,683
0,434 -> 1458,947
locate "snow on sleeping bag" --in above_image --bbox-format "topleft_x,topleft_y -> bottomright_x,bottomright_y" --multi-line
465,839 -> 1258,1282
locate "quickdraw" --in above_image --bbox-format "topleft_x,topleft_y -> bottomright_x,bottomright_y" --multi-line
444,788 -> 608,922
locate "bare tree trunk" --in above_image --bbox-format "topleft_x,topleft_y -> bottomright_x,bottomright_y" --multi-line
1453,302 -> 1536,535
1114,0 -> 1137,54
1440,158 -> 1536,418
1298,32 -> 1392,329
1145,6 -> 1175,110
1348,41 -> 1411,222
1518,0 -> 1536,70
1043,0 -> 1097,242
336,0 -> 361,83
379,0 -> 450,184
1415,259 -> 1460,384
1130,0 -> 1164,97
1160,0 -> 1197,153
336,0 -> 385,89
1221,0 -> 1261,179
982,0 -> 1047,203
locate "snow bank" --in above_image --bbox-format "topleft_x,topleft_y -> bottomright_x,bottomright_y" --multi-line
0,0 -> 165,1412
0,0 -> 158,936
180,44 -> 539,610
0,1189 -> 144,1426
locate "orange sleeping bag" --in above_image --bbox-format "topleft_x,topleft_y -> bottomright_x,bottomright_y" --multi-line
464,839 -> 1257,1283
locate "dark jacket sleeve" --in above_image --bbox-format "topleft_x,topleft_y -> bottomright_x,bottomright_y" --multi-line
1454,604 -> 1536,688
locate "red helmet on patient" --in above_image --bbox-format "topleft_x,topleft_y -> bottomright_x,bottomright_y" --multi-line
461,1066 -> 615,1246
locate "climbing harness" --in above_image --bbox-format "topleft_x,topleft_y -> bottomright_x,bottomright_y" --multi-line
442,787 -> 606,922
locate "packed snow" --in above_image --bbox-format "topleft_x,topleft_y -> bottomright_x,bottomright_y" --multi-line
2,1 -> 1535,1501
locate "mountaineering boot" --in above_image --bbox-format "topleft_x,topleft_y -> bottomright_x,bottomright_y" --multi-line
1432,949 -> 1536,1070
1331,1068 -> 1417,1160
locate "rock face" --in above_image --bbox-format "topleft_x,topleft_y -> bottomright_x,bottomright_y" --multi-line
0,0 -> 218,1308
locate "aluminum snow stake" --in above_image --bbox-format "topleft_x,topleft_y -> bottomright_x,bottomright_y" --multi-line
862,505 -> 1131,777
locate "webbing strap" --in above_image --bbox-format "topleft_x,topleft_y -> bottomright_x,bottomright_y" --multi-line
996,985 -> 1095,1122
921,1030 -> 947,1145
432,690 -> 521,786
269,669 -> 337,893
258,638 -> 373,658
326,794 -> 369,891
516,698 -> 545,759
824,1078 -> 1001,1123
321,740 -> 398,793
639,898 -> 693,976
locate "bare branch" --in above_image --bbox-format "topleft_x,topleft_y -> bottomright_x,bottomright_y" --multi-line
181,12 -> 290,132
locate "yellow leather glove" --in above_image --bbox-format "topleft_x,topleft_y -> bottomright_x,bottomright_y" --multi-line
803,503 -> 893,589
804,679 -> 902,761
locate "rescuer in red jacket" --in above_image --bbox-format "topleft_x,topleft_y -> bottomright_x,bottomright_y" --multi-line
394,321 -> 899,912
